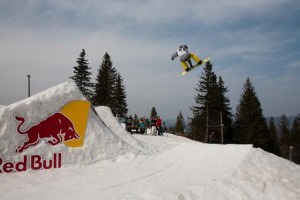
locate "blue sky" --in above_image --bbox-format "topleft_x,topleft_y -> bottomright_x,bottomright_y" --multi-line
0,0 -> 299,120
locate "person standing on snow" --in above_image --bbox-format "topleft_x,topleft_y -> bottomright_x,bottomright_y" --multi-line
171,44 -> 202,72
139,118 -> 146,135
150,116 -> 157,136
156,116 -> 163,136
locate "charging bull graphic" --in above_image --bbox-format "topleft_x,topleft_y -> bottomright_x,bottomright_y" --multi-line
15,113 -> 80,153
14,100 -> 90,153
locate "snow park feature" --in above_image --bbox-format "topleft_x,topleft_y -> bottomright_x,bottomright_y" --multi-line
0,81 -> 300,200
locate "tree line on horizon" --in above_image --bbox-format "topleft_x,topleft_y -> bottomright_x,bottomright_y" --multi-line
174,61 -> 300,163
70,49 -> 300,164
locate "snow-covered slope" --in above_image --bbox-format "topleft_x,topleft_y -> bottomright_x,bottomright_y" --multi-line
215,147 -> 300,200
1,134 -> 299,200
0,81 -> 299,200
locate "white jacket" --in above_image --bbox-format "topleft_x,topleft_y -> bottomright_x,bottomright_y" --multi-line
171,45 -> 190,62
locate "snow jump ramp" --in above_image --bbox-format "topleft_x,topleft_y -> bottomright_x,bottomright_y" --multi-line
0,81 -> 148,172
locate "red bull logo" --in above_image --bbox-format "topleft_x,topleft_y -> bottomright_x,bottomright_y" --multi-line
15,100 -> 90,153
0,100 -> 90,174
15,113 -> 80,153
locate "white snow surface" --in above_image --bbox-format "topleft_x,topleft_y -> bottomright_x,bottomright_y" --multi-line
1,81 -> 300,200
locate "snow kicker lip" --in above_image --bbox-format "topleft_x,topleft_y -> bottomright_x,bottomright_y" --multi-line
15,100 -> 90,153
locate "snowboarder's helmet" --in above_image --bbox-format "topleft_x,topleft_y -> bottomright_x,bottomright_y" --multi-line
179,44 -> 188,50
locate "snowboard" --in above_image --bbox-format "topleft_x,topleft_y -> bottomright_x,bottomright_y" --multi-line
179,56 -> 211,76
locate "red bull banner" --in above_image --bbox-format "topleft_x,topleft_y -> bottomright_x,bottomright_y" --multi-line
0,100 -> 90,174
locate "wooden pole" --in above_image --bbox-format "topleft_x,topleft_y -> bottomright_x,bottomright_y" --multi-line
27,74 -> 31,97
220,112 -> 224,144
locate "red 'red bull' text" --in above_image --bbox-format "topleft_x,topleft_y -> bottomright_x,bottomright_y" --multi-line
0,153 -> 62,174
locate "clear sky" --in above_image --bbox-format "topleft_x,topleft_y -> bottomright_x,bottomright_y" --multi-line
0,0 -> 299,120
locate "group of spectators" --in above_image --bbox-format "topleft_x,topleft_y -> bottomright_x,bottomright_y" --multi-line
125,115 -> 164,136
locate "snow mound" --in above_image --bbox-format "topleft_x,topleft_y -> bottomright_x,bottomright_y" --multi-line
0,81 -> 145,166
216,147 -> 300,200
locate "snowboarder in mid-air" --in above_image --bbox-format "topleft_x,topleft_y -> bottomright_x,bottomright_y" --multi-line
171,44 -> 202,72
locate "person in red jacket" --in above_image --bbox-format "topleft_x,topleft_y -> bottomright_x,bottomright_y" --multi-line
156,116 -> 163,136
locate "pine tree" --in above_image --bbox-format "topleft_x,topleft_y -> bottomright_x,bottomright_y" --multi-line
190,62 -> 232,143
268,117 -> 281,156
190,62 -> 216,142
150,107 -> 157,118
93,52 -> 117,109
175,111 -> 185,134
70,49 -> 93,99
112,73 -> 128,118
290,114 -> 300,163
134,114 -> 139,121
216,76 -> 233,143
279,114 -> 290,159
233,78 -> 275,153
